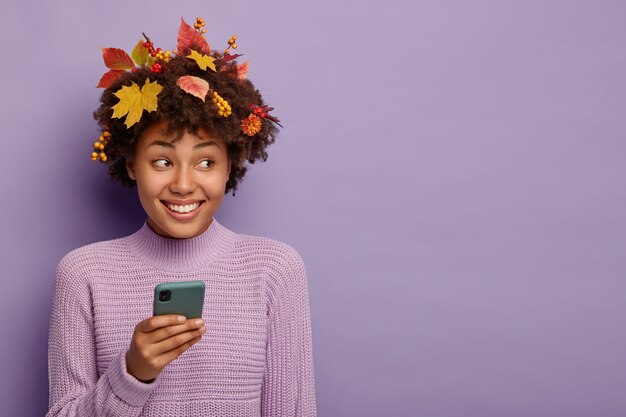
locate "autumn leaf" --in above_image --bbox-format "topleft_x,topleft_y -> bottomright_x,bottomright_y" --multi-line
187,50 -> 217,72
102,47 -> 135,70
96,69 -> 126,88
220,53 -> 242,63
131,39 -> 149,66
236,61 -> 249,80
111,78 -> 163,128
250,104 -> 282,127
177,75 -> 210,101
177,17 -> 210,56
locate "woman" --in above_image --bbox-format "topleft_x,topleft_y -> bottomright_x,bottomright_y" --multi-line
47,17 -> 317,417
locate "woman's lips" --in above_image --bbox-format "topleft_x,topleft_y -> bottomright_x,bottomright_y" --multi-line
161,201 -> 204,220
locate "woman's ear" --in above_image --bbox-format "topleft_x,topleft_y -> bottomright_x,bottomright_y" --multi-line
126,159 -> 137,180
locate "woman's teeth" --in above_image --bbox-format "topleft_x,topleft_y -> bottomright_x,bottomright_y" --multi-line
166,202 -> 200,213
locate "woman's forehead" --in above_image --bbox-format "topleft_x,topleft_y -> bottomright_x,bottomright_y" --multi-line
140,121 -> 223,144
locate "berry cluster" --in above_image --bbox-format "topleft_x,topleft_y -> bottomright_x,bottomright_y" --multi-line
91,131 -> 111,162
211,92 -> 232,117
225,35 -> 238,55
142,36 -> 171,73
194,17 -> 207,39
252,106 -> 267,118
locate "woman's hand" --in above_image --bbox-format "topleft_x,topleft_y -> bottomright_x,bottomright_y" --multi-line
126,314 -> 206,382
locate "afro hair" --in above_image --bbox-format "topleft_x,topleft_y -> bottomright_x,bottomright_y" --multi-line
93,52 -> 279,195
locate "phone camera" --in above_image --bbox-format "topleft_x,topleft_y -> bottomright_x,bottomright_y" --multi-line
159,290 -> 171,302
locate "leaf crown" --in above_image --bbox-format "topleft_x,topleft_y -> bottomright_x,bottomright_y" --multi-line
91,16 -> 281,163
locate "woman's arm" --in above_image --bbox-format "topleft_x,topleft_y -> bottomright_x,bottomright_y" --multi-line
261,248 -> 317,417
47,252 -> 155,417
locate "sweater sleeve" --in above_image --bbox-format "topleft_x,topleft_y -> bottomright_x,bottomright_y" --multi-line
261,248 -> 317,417
47,252 -> 157,417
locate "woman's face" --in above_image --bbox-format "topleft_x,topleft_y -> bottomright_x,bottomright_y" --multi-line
126,120 -> 231,239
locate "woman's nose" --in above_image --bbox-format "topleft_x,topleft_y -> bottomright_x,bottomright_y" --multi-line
169,166 -> 196,194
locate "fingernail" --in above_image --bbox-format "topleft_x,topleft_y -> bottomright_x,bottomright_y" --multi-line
199,326 -> 207,333
178,316 -> 186,323
195,319 -> 204,326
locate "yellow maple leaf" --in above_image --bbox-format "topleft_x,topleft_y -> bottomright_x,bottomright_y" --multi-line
111,78 -> 163,128
186,50 -> 217,72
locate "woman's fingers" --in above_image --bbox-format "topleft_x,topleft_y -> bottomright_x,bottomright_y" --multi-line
146,318 -> 205,344
152,325 -> 207,355
158,336 -> 203,366
138,314 -> 187,332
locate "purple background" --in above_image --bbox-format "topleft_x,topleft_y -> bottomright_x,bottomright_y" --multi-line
1,0 -> 625,415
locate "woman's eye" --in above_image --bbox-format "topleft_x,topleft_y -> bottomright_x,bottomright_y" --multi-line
153,159 -> 171,168
198,160 -> 215,168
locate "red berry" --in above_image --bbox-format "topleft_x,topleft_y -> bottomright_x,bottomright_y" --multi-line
143,42 -> 149,47
157,48 -> 162,52
260,112 -> 266,118
151,51 -> 156,57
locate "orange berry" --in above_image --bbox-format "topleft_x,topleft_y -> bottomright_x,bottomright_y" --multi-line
232,44 -> 237,49
232,35 -> 237,40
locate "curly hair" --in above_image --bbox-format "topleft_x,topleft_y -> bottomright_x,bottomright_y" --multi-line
93,54 -> 278,195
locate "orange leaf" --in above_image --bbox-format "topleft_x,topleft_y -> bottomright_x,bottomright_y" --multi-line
177,75 -> 210,101
97,69 -> 126,88
236,61 -> 249,80
102,48 -> 135,70
177,17 -> 210,56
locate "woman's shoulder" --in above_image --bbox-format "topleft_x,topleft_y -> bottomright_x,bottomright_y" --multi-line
231,231 -> 306,276
56,234 -> 133,272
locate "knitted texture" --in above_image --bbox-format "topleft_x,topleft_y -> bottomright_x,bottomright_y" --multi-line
47,218 -> 317,416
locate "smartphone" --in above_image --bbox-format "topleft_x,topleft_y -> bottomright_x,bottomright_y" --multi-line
153,280 -> 205,318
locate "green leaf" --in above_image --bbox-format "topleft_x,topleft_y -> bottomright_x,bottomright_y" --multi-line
131,39 -> 149,66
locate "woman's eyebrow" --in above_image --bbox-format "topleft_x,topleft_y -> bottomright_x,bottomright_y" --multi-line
146,140 -> 174,149
193,141 -> 218,149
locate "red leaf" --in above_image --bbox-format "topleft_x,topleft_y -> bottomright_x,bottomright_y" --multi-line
266,115 -> 282,126
176,75 -> 210,101
96,69 -> 126,88
177,17 -> 210,56
221,53 -> 242,63
102,48 -> 135,70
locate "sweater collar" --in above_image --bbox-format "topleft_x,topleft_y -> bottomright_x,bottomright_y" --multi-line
127,217 -> 237,271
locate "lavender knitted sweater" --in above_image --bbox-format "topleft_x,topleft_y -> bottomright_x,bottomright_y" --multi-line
47,218 -> 317,416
